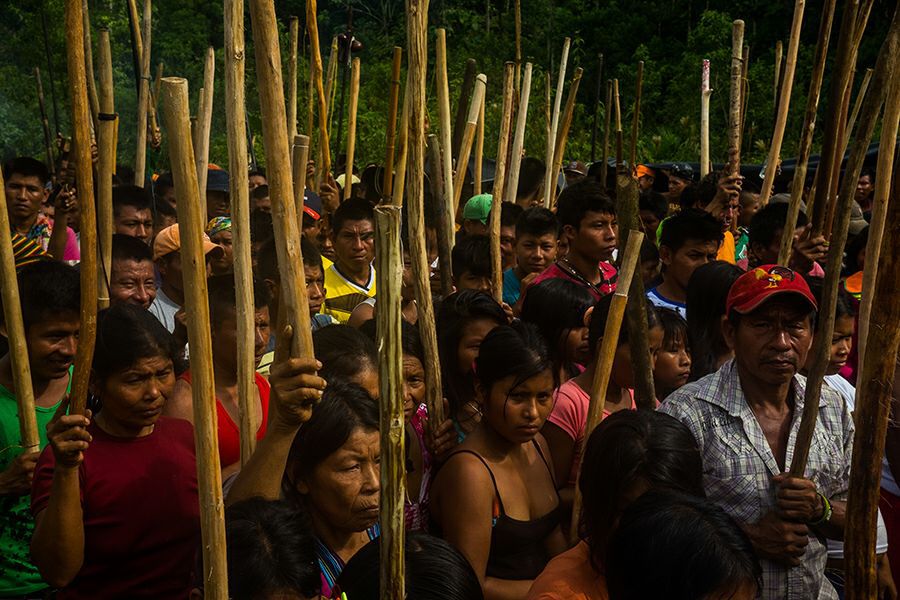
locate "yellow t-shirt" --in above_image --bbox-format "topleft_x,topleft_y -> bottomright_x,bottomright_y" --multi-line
322,262 -> 377,323
717,230 -> 736,264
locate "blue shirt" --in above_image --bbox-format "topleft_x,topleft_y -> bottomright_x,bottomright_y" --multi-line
502,267 -> 522,305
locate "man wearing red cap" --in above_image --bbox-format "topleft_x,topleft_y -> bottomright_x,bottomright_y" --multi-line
660,266 -> 852,600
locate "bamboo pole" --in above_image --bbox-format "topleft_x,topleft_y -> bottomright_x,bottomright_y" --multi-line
391,77 -> 410,208
82,0 -> 100,137
374,204 -> 406,600
491,63 -> 516,303
452,59 -> 478,159
629,61 -> 644,169
846,68 -> 874,143
590,54 -> 604,162
429,135 -> 454,297
343,57 -> 360,201
543,38 -> 570,208
293,135 -> 311,232
159,77 -> 229,598
148,62 -> 163,150
134,0 -> 151,187
822,76 -> 855,236
383,47 -> 403,200
514,0 -> 522,92
726,21 -> 745,178
613,79 -> 622,166
126,0 -> 143,90
759,0 -> 806,203
225,0 -> 257,465
569,230 -> 644,539
307,0 -> 331,186
700,60 -> 712,178
436,30 -> 455,222
774,40 -> 784,111
600,80 -> 612,187
777,0 -> 837,263
64,0 -> 97,418
0,173 -> 38,452
791,8 -> 900,478
451,74 -> 488,214
740,44 -> 750,153
249,0 -> 316,361
97,29 -> 115,311
195,47 -> 215,215
474,95 -> 485,196
323,36 -> 339,127
288,16 -> 299,142
550,67 -> 584,205
505,62 -> 532,205
406,0 -> 445,433
35,68 -> 55,176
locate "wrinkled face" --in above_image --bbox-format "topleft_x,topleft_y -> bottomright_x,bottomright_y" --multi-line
95,355 -> 175,433
479,370 -> 555,444
304,264 -> 326,316
402,354 -> 426,421
115,205 -> 154,244
109,258 -> 157,310
567,211 -> 618,263
209,230 -> 234,276
856,174 -> 874,202
661,239 -> 720,293
724,297 -> 814,387
654,334 -> 692,396
26,313 -> 80,382
5,174 -> 47,224
298,428 -> 381,533
499,225 -> 517,269
332,219 -> 375,273
206,190 -> 230,220
515,233 -> 557,275
457,318 -> 501,375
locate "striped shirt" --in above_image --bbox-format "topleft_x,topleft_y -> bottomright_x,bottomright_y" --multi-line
322,262 -> 376,324
659,360 -> 853,600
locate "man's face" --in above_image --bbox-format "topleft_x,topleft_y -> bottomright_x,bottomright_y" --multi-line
724,296 -> 814,387
26,312 -> 80,382
638,175 -> 655,191
668,176 -> 690,197
712,196 -> 740,232
109,258 -> 157,309
567,210 -> 617,263
248,174 -> 267,191
206,190 -> 230,220
212,306 -> 271,371
157,252 -> 184,293
660,239 -> 719,292
302,216 -> 323,245
500,225 -> 516,270
304,264 -> 326,316
856,174 -> 874,202
515,232 -> 557,275
252,195 -> 271,214
114,205 -> 154,244
331,218 -> 375,273
5,174 -> 47,225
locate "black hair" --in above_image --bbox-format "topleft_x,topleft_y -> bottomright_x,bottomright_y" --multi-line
516,157 -> 546,200
578,411 -> 704,561
693,171 -> 720,208
2,157 -> 49,186
249,210 -> 274,244
638,190 -> 668,222
805,275 -> 854,323
677,184 -> 698,210
859,167 -> 875,183
640,236 -> 659,264
257,236 -> 323,287
521,278 -> 593,380
112,185 -> 152,216
494,201 -> 524,228
284,380 -> 379,497
658,208 -> 723,252
555,179 -> 616,230
313,324 -> 377,384
748,202 -> 809,250
12,260 -> 80,332
337,533 -> 484,600
207,274 -> 271,325
451,234 -> 492,281
248,166 -> 267,178
437,291 -> 507,419
93,304 -> 183,380
474,321 -> 557,400
587,293 -> 661,354
332,197 -> 375,233
657,307 -> 689,353
301,235 -> 324,270
153,171 -> 174,193
224,498 -> 320,600
515,207 -> 558,239
606,490 -> 761,600
250,184 -> 270,200
844,225 -> 868,274
153,199 -> 177,220
356,319 -> 424,366
111,233 -> 153,264
686,261 -> 744,381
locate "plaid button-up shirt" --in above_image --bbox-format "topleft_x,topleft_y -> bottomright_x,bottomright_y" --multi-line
659,360 -> 853,600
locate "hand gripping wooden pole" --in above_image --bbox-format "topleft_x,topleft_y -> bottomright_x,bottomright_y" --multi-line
726,21 -> 745,178
97,28 -> 115,310
452,74 -> 488,215
343,57 -> 360,201
543,38 -> 570,208
491,63 -> 516,303
505,63 -> 533,205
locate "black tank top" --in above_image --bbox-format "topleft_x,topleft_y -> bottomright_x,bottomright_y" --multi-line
450,441 -> 562,581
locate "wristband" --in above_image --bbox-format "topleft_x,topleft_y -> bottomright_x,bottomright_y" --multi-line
810,493 -> 832,526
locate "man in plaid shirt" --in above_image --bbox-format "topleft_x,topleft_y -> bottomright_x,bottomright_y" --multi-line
660,265 -> 852,599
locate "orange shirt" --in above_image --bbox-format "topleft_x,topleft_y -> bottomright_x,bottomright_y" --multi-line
717,229 -> 736,264
526,541 -> 608,600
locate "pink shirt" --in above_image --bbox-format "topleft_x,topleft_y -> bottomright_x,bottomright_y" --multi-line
531,261 -> 618,302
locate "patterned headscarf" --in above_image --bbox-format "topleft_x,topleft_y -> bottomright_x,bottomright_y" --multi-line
206,216 -> 232,238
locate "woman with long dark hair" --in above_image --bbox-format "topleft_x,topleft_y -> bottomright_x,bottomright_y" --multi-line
685,260 -> 743,381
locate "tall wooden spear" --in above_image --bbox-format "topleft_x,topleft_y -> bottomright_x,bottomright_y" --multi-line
550,67 -> 584,205
600,79 -> 612,187
293,135 -> 311,224
474,95 -> 485,196
97,29 -> 115,310
195,48 -> 216,214
452,59 -> 478,159
307,0 -> 332,185
82,0 -> 100,137
134,0 -> 151,187
391,76 -> 410,207
343,57 -> 361,201
64,0 -> 97,417
726,21 -> 745,178
451,74 -> 488,214
383,47 -> 403,200
543,38 -> 570,208
429,135 -> 454,298
288,16 -> 299,142
505,63 -> 533,205
160,77 -> 229,598
514,0 -> 522,92
700,60 -> 712,178
629,61 -> 644,169
491,63 -> 516,303
590,54 -> 604,162
436,30 -> 455,225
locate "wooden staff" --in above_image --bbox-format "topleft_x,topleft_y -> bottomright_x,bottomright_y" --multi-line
224,0 -> 258,465
543,38 -> 570,208
148,62 -> 164,151
134,0 -> 151,187
700,60 -> 712,178
452,59 -> 478,159
590,54 -> 604,162
759,0 -> 806,202
288,16 -> 299,142
505,62 -> 533,205
195,47 -> 215,215
249,0 -> 316,360
436,30 -> 455,221
64,0 -> 98,418
293,135 -> 311,232
514,0 -> 522,92
35,68 -> 55,175
774,40 -> 784,112
429,135 -> 454,297
570,230 -> 644,538
323,36 -> 339,136
726,20 -> 745,178
776,0 -> 837,262
406,0 -> 445,432
491,63 -> 516,303
126,0 -> 143,91
822,75 -> 855,236
451,74 -> 488,214
613,79 -> 623,166
845,67 -> 874,148
343,57 -> 361,201
307,0 -> 331,186
374,204 -> 406,600
474,94 -> 485,196
82,0 -> 100,137
159,77 -> 229,597
0,173 -> 39,451
740,44 -> 750,152
391,76 -> 410,207
550,67 -> 584,205
383,47 -> 403,200
629,61 -> 644,169
791,12 -> 900,478
600,79 -> 612,187
97,28 -> 115,310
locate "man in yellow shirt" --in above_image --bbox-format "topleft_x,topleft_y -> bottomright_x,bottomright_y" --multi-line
323,198 -> 376,323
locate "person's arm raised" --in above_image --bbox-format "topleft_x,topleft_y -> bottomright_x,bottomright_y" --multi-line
225,326 -> 325,506
47,188 -> 74,261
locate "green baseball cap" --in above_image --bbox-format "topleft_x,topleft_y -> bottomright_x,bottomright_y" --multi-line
463,194 -> 493,224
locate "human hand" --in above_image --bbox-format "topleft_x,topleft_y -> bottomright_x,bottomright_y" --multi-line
790,224 -> 827,273
269,325 -> 327,430
743,510 -> 810,567
48,410 -> 93,470
773,473 -> 823,523
320,173 -> 340,214
54,186 -> 76,216
0,451 -> 41,496
425,399 -> 458,462
707,174 -> 743,215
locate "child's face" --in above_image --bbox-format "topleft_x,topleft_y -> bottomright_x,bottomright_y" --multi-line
661,239 -> 719,292
568,210 -> 617,263
654,335 -> 692,396
515,233 -> 558,275
455,270 -> 492,294
304,264 -> 326,316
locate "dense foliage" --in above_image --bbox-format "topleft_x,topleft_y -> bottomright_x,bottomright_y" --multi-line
0,0 -> 892,173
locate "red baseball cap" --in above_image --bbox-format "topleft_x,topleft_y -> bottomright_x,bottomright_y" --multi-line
726,265 -> 818,316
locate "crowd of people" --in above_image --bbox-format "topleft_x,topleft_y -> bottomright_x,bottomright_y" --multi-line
0,148 -> 893,600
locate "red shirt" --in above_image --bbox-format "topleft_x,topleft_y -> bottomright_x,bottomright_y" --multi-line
32,417 -> 200,600
179,371 -> 270,468
531,261 -> 618,302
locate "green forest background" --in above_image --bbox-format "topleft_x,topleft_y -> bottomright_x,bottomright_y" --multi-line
0,0 -> 893,174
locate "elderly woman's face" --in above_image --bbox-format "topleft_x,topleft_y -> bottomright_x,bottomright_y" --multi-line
96,355 -> 175,435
